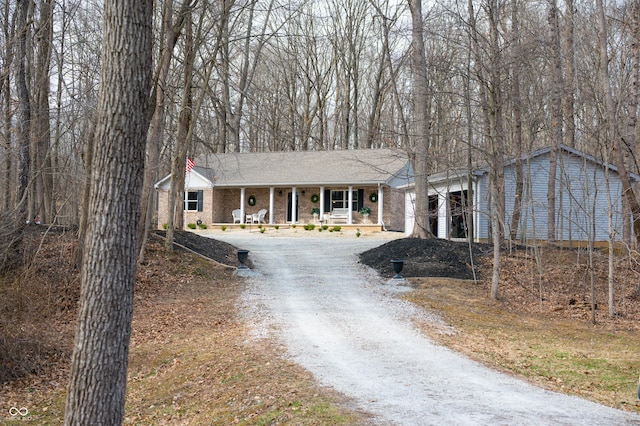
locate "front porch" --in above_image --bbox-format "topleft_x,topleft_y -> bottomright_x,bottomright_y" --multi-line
196,222 -> 386,233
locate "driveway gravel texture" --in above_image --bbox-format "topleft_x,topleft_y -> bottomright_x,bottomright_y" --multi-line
208,230 -> 640,426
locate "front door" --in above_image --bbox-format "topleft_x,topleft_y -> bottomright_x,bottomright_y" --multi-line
287,192 -> 299,222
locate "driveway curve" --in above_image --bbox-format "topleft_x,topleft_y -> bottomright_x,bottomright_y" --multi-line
209,231 -> 640,426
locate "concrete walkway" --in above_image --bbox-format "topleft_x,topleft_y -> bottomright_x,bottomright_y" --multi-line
208,230 -> 640,426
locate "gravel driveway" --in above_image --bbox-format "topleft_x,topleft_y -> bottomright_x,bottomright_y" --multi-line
210,231 -> 640,426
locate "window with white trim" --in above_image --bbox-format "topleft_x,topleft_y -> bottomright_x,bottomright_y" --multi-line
184,190 -> 203,212
330,190 -> 359,210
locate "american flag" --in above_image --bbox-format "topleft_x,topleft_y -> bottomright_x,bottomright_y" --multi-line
185,157 -> 195,173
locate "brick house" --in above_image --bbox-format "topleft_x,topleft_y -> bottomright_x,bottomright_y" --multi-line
155,149 -> 412,231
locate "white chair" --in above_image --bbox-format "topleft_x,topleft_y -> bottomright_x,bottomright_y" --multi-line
252,208 -> 268,224
232,209 -> 242,224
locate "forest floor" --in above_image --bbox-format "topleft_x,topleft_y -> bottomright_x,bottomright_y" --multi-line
0,227 -> 639,424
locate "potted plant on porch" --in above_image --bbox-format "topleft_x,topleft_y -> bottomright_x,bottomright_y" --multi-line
359,206 -> 371,223
311,207 -> 320,223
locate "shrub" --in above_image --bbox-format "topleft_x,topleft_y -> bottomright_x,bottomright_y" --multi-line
274,225 -> 280,230
356,228 -> 361,237
304,224 -> 315,231
322,225 -> 329,230
198,223 -> 207,229
240,224 -> 246,229
291,224 -> 297,229
187,223 -> 196,229
259,227 -> 266,233
221,225 -> 227,231
331,226 -> 341,232
162,223 -> 168,230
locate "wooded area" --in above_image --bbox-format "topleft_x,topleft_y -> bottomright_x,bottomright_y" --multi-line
1,0 -> 639,239
1,0 -> 640,421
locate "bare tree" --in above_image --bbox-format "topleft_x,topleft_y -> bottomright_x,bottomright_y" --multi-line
597,0 -> 640,246
15,0 -> 30,215
64,0 -> 152,423
547,0 -> 563,242
408,0 -> 433,239
32,0 -> 54,224
509,0 -> 525,242
1,0 -> 14,212
166,7 -> 194,248
139,0 -> 194,262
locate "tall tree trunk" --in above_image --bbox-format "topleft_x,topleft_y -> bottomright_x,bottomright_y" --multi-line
64,0 -> 152,423
509,0 -> 524,242
562,0 -> 576,148
623,0 -> 640,246
2,0 -> 13,212
483,0 -> 506,299
408,0 -> 433,239
166,10 -> 194,249
16,0 -> 31,216
33,0 -> 54,224
547,0 -> 563,243
597,0 -> 640,245
139,0 -> 191,263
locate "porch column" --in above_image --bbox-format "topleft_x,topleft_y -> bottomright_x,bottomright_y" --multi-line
291,186 -> 297,224
473,180 -> 480,241
377,184 -> 384,225
348,185 -> 353,224
319,186 -> 325,219
438,191 -> 447,239
240,188 -> 246,224
268,187 -> 274,224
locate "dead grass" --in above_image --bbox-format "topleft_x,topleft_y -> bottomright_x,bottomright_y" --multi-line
404,276 -> 640,413
2,228 -> 640,423
0,231 -> 368,425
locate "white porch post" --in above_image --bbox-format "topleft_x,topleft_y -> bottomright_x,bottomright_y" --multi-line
377,184 -> 384,225
240,188 -> 246,224
319,186 -> 325,219
474,179 -> 480,241
269,187 -> 275,224
438,191 -> 447,239
291,186 -> 297,224
347,185 -> 353,224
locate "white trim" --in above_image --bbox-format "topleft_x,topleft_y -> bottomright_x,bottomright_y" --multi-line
240,188 -> 246,224
347,185 -> 353,225
269,187 -> 275,224
291,186 -> 297,224
377,184 -> 384,225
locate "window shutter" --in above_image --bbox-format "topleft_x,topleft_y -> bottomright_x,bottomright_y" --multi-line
357,189 -> 364,211
324,189 -> 331,212
197,190 -> 203,212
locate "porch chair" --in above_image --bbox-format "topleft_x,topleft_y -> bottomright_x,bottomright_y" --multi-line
252,208 -> 268,224
232,209 -> 242,224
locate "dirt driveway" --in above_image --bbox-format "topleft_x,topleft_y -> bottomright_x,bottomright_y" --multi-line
208,230 -> 640,425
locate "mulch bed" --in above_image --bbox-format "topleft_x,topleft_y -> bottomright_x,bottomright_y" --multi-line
359,237 -> 493,280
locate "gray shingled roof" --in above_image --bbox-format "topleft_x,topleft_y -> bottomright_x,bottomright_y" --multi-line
193,149 -> 411,188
